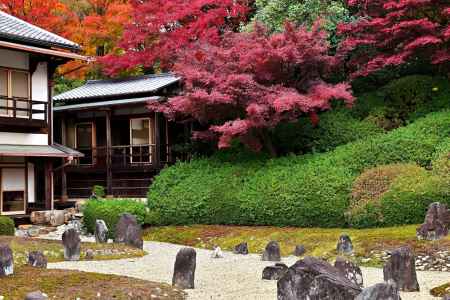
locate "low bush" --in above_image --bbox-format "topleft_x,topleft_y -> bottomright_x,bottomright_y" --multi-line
83,199 -> 148,238
149,111 -> 450,228
0,216 -> 15,236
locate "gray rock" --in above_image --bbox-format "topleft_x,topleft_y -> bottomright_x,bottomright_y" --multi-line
334,256 -> 363,287
25,291 -> 48,300
28,251 -> 47,268
211,246 -> 223,258
0,244 -> 13,276
356,281 -> 401,300
262,263 -> 288,280
114,213 -> 143,249
95,219 -> 108,243
62,228 -> 81,261
417,202 -> 450,241
383,246 -> 419,292
277,256 -> 361,300
172,247 -> 196,289
262,241 -> 281,261
85,249 -> 94,260
294,245 -> 306,256
337,234 -> 353,255
233,242 -> 248,255
442,294 -> 450,300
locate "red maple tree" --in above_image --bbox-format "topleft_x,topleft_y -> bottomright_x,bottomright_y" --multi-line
151,24 -> 354,155
100,0 -> 251,76
338,0 -> 450,78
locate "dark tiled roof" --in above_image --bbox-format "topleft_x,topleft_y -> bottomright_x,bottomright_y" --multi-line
0,11 -> 80,51
53,74 -> 180,103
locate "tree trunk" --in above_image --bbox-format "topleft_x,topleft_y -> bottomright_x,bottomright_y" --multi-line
260,129 -> 277,158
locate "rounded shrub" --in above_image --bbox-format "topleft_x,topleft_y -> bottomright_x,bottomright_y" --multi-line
83,199 -> 148,238
0,216 -> 15,236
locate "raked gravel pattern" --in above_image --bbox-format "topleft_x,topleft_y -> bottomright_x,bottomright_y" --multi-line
48,241 -> 449,300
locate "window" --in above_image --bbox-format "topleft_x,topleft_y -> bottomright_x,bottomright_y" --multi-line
130,118 -> 155,163
76,123 -> 95,165
0,68 -> 30,118
1,168 -> 26,214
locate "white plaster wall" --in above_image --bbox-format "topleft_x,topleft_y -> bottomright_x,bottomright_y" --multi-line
27,162 -> 35,203
0,132 -> 48,145
31,62 -> 48,101
0,49 -> 29,69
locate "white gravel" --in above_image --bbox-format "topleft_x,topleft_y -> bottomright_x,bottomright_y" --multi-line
48,241 -> 449,300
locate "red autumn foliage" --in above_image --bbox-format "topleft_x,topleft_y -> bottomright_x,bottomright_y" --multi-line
338,0 -> 450,78
100,0 -> 251,76
150,24 -> 354,154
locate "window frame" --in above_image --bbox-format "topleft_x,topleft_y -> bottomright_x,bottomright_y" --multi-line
0,67 -> 31,118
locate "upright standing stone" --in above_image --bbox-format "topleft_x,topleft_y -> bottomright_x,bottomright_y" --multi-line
383,246 -> 419,292
262,241 -> 281,261
0,244 -> 13,276
95,219 -> 109,243
114,213 -> 143,249
417,202 -> 450,240
355,281 -> 401,300
24,291 -> 48,300
337,234 -> 353,255
334,256 -> 363,287
233,242 -> 248,255
278,256 -> 361,300
172,248 -> 196,289
62,228 -> 81,261
28,251 -> 47,268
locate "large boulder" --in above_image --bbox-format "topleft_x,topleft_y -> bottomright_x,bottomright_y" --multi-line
172,247 -> 196,289
356,281 -> 401,300
334,256 -> 363,287
62,228 -> 81,261
383,246 -> 419,292
24,291 -> 48,300
417,202 -> 450,240
30,210 -> 66,226
30,211 -> 47,225
49,210 -> 65,227
337,234 -> 353,255
233,242 -> 249,255
0,244 -> 13,276
95,219 -> 108,243
277,256 -> 361,300
262,263 -> 288,280
28,251 -> 47,268
262,241 -> 281,261
114,213 -> 143,249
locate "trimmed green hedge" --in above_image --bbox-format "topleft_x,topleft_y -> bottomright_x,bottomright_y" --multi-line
83,199 -> 148,238
0,216 -> 15,236
148,111 -> 450,228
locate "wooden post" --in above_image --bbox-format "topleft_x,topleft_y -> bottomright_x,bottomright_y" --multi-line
60,118 -> 68,202
106,110 -> 113,197
44,160 -> 53,210
154,112 -> 161,168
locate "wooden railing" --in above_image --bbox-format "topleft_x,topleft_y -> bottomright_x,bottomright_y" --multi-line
0,96 -> 48,122
74,144 -> 172,168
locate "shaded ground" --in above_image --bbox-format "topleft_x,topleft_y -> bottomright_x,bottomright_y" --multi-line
0,266 -> 186,300
0,236 -> 146,266
143,225 -> 450,267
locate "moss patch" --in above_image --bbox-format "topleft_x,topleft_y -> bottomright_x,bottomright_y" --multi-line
0,266 -> 185,300
430,282 -> 450,297
0,237 -> 146,266
144,225 -> 450,267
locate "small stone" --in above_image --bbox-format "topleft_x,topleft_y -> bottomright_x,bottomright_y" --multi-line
95,220 -> 108,243
262,241 -> 281,261
28,251 -> 47,268
356,281 -> 401,300
211,246 -> 223,258
0,244 -> 13,276
337,234 -> 353,255
25,291 -> 48,300
62,228 -> 81,261
383,246 -> 419,292
262,263 -> 288,280
294,245 -> 306,256
172,248 -> 196,289
233,242 -> 248,255
334,256 -> 363,287
85,249 -> 94,260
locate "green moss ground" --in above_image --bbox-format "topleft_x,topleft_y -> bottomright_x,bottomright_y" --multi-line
431,282 -> 450,297
144,225 -> 450,267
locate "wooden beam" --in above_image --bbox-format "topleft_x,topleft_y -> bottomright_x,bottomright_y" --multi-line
60,119 -> 68,202
106,110 -> 113,196
0,40 -> 88,61
44,160 -> 53,210
154,112 -> 161,168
